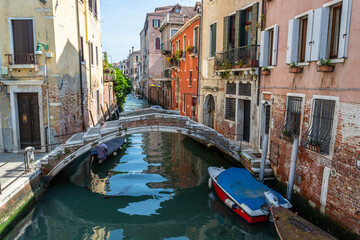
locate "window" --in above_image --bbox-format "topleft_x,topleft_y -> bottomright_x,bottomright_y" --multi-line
302,99 -> 336,155
245,8 -> 253,46
80,36 -> 84,62
260,25 -> 279,67
170,29 -> 178,38
226,82 -> 236,95
90,43 -> 94,65
224,14 -> 236,50
11,19 -> 35,64
183,35 -> 186,58
225,98 -> 236,121
194,27 -> 199,54
238,83 -> 251,96
329,4 -> 342,59
153,19 -> 160,28
281,96 -> 303,139
298,16 -> 308,62
96,46 -> 98,66
89,0 -> 93,12
175,8 -> 180,14
176,40 -> 180,52
136,56 -> 139,62
155,37 -> 161,50
210,23 -> 217,57
189,71 -> 193,86
94,0 -> 98,19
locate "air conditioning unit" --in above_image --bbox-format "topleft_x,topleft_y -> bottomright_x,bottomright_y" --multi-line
1,67 -> 8,75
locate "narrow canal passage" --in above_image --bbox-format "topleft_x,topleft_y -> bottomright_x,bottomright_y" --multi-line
6,94 -> 279,240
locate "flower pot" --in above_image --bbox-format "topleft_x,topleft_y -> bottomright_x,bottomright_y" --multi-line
309,145 -> 320,152
261,70 -> 270,75
317,65 -> 334,72
242,64 -> 249,68
234,65 -> 241,69
289,67 -> 303,73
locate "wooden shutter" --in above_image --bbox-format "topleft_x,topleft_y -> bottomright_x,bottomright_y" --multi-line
239,10 -> 246,47
223,16 -> 229,51
234,11 -> 240,48
259,30 -> 269,67
305,11 -> 314,62
251,2 -> 259,45
272,25 -> 279,66
286,19 -> 300,64
311,8 -> 329,61
211,23 -> 217,57
338,0 -> 352,58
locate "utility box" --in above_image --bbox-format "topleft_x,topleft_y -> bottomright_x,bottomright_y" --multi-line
1,67 -> 8,75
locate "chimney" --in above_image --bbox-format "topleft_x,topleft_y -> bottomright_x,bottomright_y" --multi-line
129,50 -> 131,56
132,46 -> 134,53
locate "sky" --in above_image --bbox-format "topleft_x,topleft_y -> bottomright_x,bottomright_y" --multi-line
100,0 -> 199,63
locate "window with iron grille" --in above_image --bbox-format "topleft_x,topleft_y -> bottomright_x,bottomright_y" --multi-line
225,98 -> 236,121
189,71 -> 193,86
302,99 -> 335,155
226,83 -> 236,95
282,96 -> 303,138
238,83 -> 251,96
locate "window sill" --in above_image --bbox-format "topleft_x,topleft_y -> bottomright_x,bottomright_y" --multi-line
297,62 -> 309,66
262,66 -> 275,69
188,85 -> 192,88
207,57 -> 215,60
9,64 -> 38,69
224,119 -> 235,124
317,58 -> 344,64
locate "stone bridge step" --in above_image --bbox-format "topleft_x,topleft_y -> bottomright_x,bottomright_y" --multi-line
65,133 -> 86,147
101,120 -> 120,135
83,127 -> 101,141
251,167 -> 273,176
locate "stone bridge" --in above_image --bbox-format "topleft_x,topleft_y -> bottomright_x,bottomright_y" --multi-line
41,109 -> 272,182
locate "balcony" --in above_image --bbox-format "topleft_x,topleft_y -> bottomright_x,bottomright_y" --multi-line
161,43 -> 171,55
214,45 -> 259,70
160,13 -> 185,29
166,58 -> 180,70
6,53 -> 35,65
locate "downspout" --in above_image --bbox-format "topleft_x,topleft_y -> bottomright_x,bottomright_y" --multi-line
197,1 -> 204,115
76,0 -> 85,132
84,0 -> 92,104
45,56 -> 51,151
287,137 -> 299,201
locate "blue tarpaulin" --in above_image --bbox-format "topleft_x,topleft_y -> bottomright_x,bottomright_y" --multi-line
217,168 -> 287,211
90,137 -> 125,156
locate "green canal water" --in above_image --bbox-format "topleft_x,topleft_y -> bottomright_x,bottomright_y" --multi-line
6,94 -> 279,240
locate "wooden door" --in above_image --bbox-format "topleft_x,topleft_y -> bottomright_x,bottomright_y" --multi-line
17,93 -> 41,149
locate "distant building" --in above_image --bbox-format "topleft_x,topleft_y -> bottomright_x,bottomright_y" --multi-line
0,0 -> 112,152
128,47 -> 141,92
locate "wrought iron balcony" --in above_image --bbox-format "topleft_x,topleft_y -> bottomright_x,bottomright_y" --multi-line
6,53 -> 35,65
215,45 -> 259,70
166,58 -> 180,69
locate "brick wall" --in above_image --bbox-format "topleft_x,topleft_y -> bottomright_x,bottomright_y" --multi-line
271,94 -> 360,235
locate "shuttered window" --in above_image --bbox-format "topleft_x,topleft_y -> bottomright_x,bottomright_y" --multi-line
259,25 -> 278,67
226,83 -> 236,95
210,23 -> 217,57
12,20 -> 35,64
225,98 -> 236,121
238,83 -> 251,96
194,27 -> 199,54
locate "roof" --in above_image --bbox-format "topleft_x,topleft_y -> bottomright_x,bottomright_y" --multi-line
170,14 -> 201,42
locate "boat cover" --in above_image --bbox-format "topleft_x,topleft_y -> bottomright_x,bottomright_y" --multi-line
90,137 -> 125,156
217,168 -> 288,211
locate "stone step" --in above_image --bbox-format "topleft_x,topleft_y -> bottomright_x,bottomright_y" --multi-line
251,158 -> 271,168
251,167 -> 273,174
101,120 -> 120,135
65,133 -> 86,147
83,127 -> 101,141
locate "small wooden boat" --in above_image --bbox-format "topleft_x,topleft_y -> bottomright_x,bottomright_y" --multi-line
208,167 -> 292,224
90,137 -> 126,163
272,206 -> 336,240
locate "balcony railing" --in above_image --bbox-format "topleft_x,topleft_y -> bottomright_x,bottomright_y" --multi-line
215,45 -> 259,70
6,53 -> 35,65
166,58 -> 180,69
163,69 -> 172,78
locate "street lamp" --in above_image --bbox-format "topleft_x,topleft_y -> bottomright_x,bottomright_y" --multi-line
36,42 -> 52,152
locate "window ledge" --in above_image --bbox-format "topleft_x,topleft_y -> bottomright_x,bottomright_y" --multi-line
9,64 -> 38,69
317,58 -> 345,64
224,119 -> 235,124
207,57 -> 215,60
297,62 -> 309,66
262,66 -> 275,69
188,85 -> 192,88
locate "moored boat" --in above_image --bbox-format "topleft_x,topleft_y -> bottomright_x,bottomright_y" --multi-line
90,137 -> 126,163
208,167 -> 292,224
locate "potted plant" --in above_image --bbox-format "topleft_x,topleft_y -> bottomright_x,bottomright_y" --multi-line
186,45 -> 195,54
235,59 -> 244,69
289,62 -> 302,73
308,138 -> 321,152
175,50 -> 183,60
261,66 -> 270,75
220,70 -> 231,79
317,58 -> 334,72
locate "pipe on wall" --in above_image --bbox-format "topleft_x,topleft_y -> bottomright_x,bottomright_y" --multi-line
287,137 -> 299,201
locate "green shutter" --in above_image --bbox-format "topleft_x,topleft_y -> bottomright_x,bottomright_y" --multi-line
251,2 -> 259,45
223,16 -> 229,51
239,10 -> 246,47
235,11 -> 240,49
211,23 -> 217,57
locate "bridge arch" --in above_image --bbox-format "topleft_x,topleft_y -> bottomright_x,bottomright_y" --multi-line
41,109 -> 241,181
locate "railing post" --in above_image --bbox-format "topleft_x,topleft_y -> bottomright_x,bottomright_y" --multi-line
259,134 -> 269,182
24,147 -> 35,173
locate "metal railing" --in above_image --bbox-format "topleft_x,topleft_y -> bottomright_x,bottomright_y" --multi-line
6,53 -> 35,65
166,58 -> 180,69
215,45 -> 259,70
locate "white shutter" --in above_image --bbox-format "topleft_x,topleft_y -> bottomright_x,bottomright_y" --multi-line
311,8 -> 329,61
305,11 -> 314,62
338,0 -> 352,58
272,24 -> 279,66
286,19 -> 300,64
259,30 -> 269,67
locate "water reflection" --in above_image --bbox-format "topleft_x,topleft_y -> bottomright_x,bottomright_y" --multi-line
6,94 -> 279,240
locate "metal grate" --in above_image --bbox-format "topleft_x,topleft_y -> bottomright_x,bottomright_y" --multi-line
269,140 -> 279,166
279,96 -> 302,141
225,98 -> 236,121
238,83 -> 251,96
226,83 -> 236,95
302,99 -> 335,155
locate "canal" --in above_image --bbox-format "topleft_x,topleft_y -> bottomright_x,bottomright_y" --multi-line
6,94 -> 279,240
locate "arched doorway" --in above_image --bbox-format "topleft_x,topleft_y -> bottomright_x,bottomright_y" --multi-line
203,95 -> 215,129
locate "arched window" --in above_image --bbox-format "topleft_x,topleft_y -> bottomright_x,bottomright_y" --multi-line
155,37 -> 161,50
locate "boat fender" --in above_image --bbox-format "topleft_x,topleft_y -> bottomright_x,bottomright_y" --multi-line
225,198 -> 238,209
264,190 -> 280,208
208,178 -> 212,189
113,152 -> 117,156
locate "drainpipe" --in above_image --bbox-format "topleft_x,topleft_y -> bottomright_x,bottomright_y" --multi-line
197,1 -> 203,108
75,0 -> 85,132
286,137 -> 299,201
259,133 -> 268,182
45,56 -> 51,152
